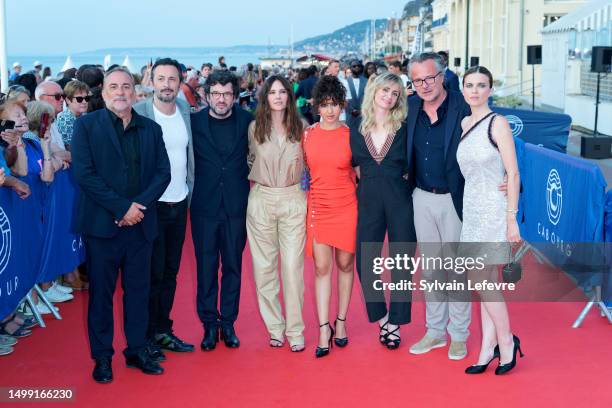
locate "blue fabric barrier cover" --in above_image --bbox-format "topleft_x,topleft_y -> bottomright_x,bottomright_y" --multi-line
520,143 -> 606,288
38,169 -> 85,283
0,187 -> 42,319
493,107 -> 571,154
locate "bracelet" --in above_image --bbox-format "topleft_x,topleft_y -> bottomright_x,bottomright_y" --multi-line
44,158 -> 52,162
506,209 -> 518,214
16,142 -> 25,148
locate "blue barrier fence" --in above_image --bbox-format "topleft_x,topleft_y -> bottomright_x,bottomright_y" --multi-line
0,169 -> 85,319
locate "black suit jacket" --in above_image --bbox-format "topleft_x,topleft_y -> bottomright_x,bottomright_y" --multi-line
72,109 -> 171,240
444,69 -> 461,93
190,107 -> 252,218
406,91 -> 471,220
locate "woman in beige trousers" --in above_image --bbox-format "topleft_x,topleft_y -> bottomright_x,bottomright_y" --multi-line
247,75 -> 307,352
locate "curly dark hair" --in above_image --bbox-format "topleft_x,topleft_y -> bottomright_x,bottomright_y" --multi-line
312,75 -> 346,108
204,70 -> 239,98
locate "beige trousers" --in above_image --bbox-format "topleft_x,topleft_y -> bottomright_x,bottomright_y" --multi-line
413,188 -> 471,342
246,183 -> 307,345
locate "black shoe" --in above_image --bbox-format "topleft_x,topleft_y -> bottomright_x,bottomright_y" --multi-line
495,335 -> 524,375
333,316 -> 348,348
315,322 -> 334,358
146,343 -> 166,362
92,357 -> 113,384
125,352 -> 164,375
200,327 -> 219,351
465,345 -> 500,374
156,333 -> 195,353
220,326 -> 240,348
382,324 -> 401,350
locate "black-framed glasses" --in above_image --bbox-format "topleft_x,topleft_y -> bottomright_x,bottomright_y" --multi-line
70,95 -> 91,103
210,91 -> 234,99
42,93 -> 65,101
412,72 -> 442,88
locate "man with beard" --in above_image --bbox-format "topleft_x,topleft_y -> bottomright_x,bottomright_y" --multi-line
72,67 -> 170,383
133,58 -> 195,358
190,70 -> 252,351
343,59 -> 367,130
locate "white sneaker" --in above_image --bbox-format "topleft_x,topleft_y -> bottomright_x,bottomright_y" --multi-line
42,287 -> 73,303
52,281 -> 73,294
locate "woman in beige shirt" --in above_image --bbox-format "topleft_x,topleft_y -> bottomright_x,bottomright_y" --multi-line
247,75 -> 307,352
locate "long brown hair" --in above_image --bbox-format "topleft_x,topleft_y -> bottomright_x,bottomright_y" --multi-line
253,75 -> 303,144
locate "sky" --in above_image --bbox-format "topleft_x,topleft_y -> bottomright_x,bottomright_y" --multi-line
6,0 -> 405,55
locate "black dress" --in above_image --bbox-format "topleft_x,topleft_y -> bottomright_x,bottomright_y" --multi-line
350,121 -> 417,325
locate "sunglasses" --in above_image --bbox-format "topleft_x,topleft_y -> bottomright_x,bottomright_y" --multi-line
42,93 -> 65,101
70,96 -> 91,103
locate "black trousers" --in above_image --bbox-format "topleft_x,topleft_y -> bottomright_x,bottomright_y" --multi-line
86,226 -> 152,359
356,180 -> 416,325
191,214 -> 246,330
148,198 -> 188,338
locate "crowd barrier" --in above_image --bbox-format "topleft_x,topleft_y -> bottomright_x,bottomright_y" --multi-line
493,106 -> 571,154
517,142 -> 612,325
0,169 -> 84,319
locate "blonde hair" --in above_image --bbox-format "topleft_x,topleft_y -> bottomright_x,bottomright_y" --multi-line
26,101 -> 55,134
359,72 -> 407,136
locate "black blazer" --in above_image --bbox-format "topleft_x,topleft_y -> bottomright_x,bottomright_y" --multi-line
72,109 -> 171,240
190,107 -> 252,218
351,120 -> 412,199
406,91 -> 470,220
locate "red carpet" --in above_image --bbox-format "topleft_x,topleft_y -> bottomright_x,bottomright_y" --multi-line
2,223 -> 611,408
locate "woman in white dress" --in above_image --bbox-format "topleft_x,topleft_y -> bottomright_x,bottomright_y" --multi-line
456,66 -> 523,375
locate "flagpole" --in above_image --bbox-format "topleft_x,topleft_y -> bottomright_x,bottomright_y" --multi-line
0,0 -> 9,92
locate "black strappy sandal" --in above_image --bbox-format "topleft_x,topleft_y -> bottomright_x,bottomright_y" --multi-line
383,324 -> 401,350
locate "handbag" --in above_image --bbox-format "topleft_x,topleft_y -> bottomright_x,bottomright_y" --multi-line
502,245 -> 522,284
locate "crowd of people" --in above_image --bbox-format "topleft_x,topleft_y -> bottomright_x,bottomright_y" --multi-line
0,51 -> 523,383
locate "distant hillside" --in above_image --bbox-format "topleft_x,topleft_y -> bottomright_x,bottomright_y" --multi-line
77,19 -> 395,57
294,19 -> 388,54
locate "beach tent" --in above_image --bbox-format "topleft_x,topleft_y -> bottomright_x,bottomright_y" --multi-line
60,56 -> 75,72
121,55 -> 135,73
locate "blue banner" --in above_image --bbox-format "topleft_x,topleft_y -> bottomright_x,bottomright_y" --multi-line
493,107 -> 571,154
0,188 -> 41,319
520,143 -> 606,287
38,169 -> 85,283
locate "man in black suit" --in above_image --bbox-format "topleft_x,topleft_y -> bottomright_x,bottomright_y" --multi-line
437,51 -> 461,92
405,52 -> 472,361
72,67 -> 171,383
190,70 -> 252,351
344,59 -> 367,130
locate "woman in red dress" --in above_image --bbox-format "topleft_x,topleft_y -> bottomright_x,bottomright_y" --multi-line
303,76 -> 357,358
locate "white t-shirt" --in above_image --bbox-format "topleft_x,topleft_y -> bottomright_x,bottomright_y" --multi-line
153,105 -> 189,203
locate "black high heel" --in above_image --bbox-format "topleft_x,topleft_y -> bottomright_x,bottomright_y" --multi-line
382,324 -> 401,350
315,322 -> 334,358
334,316 -> 348,348
379,321 -> 389,345
495,335 -> 524,375
465,345 -> 500,374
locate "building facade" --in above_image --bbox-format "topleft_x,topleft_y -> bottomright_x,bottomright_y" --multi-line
438,0 -> 586,94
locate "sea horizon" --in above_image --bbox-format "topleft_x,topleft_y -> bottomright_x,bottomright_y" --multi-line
7,50 -> 281,77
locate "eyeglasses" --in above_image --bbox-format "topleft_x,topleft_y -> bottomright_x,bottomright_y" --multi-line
209,91 -> 234,99
42,93 -> 65,101
412,72 -> 442,88
70,95 -> 91,103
